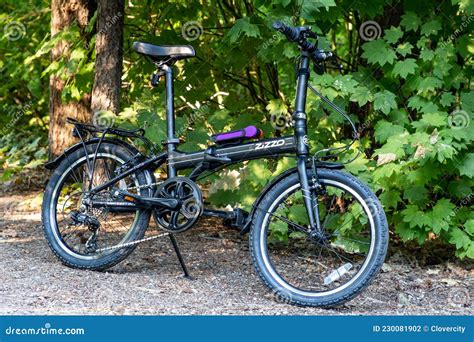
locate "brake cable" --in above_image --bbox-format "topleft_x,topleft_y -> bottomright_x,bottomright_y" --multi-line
308,82 -> 361,164
306,49 -> 361,165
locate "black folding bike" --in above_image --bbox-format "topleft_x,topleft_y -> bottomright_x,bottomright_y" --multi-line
42,22 -> 388,307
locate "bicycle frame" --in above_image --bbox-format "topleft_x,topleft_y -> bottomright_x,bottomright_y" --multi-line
88,51 -> 323,232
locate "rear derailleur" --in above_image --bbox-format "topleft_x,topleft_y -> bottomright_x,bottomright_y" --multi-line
69,210 -> 101,253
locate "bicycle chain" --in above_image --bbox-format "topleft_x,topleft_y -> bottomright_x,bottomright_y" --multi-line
94,181 -> 167,253
95,232 -> 170,252
125,181 -> 164,191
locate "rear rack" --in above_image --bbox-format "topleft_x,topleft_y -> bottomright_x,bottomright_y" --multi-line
66,117 -> 157,153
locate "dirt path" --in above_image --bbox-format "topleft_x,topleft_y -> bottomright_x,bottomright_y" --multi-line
0,189 -> 472,315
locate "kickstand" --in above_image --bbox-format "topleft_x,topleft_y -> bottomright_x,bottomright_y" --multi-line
169,234 -> 193,279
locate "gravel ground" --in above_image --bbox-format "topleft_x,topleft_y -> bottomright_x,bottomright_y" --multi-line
0,189 -> 472,315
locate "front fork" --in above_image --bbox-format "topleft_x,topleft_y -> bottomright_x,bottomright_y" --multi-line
294,52 -> 325,239
298,156 -> 325,239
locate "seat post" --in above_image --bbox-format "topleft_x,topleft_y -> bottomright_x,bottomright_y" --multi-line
161,64 -> 178,177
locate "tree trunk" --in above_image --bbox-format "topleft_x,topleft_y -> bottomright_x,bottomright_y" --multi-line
91,0 -> 125,117
49,0 -> 96,158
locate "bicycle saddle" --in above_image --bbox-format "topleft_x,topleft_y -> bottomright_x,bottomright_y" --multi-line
133,41 -> 195,61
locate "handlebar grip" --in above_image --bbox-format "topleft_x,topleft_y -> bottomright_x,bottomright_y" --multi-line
272,21 -> 299,42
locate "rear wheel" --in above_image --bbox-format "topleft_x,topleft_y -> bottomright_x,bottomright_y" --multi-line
250,168 -> 388,307
42,143 -> 153,270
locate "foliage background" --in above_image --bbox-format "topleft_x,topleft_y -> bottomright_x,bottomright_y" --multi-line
0,0 -> 473,259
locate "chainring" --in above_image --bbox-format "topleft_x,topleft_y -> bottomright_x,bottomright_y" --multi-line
152,176 -> 203,233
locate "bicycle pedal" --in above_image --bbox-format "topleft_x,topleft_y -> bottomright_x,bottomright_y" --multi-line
114,189 -> 139,203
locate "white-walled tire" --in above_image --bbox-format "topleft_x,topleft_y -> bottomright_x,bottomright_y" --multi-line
250,168 -> 388,307
42,143 -> 152,271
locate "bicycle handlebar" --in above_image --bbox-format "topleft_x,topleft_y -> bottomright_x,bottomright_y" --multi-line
272,21 -> 333,65
272,21 -> 301,42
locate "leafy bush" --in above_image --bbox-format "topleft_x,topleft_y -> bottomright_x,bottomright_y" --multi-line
1,0 -> 472,258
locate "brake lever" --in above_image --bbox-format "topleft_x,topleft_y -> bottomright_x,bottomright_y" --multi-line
313,62 -> 325,75
330,53 -> 344,73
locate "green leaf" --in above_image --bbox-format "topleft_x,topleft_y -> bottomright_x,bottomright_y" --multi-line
266,99 -> 288,115
248,161 -> 272,186
435,143 -> 456,163
417,77 -> 443,93
461,92 -> 474,113
420,19 -> 442,36
402,205 -> 425,228
375,135 -> 407,158
349,86 -> 373,106
407,96 -> 439,113
374,120 -> 405,143
459,153 -> 474,178
361,40 -> 397,66
396,42 -> 413,57
403,185 -> 428,203
374,90 -> 397,114
380,190 -> 401,209
373,163 -> 400,182
420,49 -> 435,61
449,228 -> 471,250
226,18 -> 261,43
300,0 -> 336,19
465,220 -> 474,236
384,26 -> 403,44
400,12 -> 421,32
467,244 -> 474,259
430,199 -> 455,233
419,112 -> 447,128
392,58 -> 418,79
440,92 -> 455,107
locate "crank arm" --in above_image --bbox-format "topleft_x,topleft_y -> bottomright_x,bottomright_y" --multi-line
93,191 -> 181,211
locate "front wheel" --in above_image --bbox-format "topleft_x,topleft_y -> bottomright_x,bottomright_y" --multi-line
250,168 -> 388,307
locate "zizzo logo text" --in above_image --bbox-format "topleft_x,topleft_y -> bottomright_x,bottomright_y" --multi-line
255,139 -> 285,150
